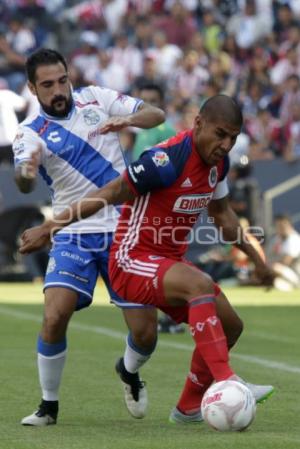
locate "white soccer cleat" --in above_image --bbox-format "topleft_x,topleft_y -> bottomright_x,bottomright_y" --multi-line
21,400 -> 58,426
21,411 -> 56,426
115,357 -> 148,419
169,407 -> 203,424
230,375 -> 274,403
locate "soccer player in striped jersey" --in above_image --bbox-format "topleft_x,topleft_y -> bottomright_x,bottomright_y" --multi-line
13,48 -> 165,426
20,94 -> 275,423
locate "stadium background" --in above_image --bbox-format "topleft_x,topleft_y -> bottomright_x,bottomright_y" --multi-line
0,1 -> 299,448
1,0 -> 300,281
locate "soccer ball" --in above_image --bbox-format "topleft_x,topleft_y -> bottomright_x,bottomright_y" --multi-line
201,380 -> 256,432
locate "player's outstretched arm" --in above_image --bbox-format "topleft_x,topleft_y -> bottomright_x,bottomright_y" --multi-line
208,196 -> 275,287
19,175 -> 136,254
100,103 -> 165,134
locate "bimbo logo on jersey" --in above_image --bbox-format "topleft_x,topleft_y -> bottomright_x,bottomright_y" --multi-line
173,193 -> 213,214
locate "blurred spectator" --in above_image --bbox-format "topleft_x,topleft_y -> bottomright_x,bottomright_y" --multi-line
86,48 -> 128,91
132,82 -> 175,160
270,44 -> 300,85
241,47 -> 272,98
228,132 -> 250,165
151,30 -> 182,79
267,214 -> 300,291
273,3 -> 300,44
201,7 -> 223,55
284,103 -> 300,161
168,49 -> 209,102
152,1 -> 198,48
197,217 -> 264,285
174,100 -> 199,132
227,159 -> 260,224
227,0 -> 271,50
134,16 -> 153,50
247,107 -> 283,159
279,74 -> 300,125
0,32 -> 26,92
0,79 -> 26,165
71,31 -> 100,82
6,14 -> 36,56
16,0 -> 56,48
110,32 -> 143,87
131,51 -> 165,93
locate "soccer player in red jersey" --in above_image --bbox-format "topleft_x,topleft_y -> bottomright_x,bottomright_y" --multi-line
20,95 -> 275,423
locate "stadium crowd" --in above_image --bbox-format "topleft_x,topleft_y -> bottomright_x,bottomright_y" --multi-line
0,0 -> 300,292
1,0 -> 300,164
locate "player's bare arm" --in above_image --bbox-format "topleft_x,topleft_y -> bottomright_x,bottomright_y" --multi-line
14,148 -> 41,193
99,102 -> 165,134
19,175 -> 136,254
208,196 -> 275,286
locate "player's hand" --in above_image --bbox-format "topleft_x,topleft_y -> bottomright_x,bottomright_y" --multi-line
19,224 -> 51,254
253,263 -> 276,289
21,147 -> 41,179
99,116 -> 131,134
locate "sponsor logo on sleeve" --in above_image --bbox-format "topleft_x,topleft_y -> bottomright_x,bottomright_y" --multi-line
152,151 -> 169,167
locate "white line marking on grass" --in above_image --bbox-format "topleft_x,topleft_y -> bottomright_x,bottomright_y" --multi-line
1,305 -> 300,375
246,331 -> 297,344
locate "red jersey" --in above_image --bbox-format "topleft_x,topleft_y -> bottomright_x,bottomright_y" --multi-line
111,130 -> 229,264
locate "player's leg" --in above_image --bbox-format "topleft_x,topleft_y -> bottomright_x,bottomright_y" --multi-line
21,287 -> 78,426
163,262 -> 235,382
170,288 -> 243,422
115,307 -> 157,419
168,285 -> 273,422
98,238 -> 158,419
22,233 -> 96,426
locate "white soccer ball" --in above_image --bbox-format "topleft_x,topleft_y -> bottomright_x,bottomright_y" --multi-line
201,380 -> 256,432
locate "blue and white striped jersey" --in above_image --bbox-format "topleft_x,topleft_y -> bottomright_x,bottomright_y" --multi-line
13,85 -> 142,234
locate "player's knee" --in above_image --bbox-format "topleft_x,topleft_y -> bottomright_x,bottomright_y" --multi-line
42,310 -> 71,340
182,273 -> 215,300
131,326 -> 157,352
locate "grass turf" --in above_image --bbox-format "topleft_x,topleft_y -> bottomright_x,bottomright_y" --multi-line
0,283 -> 299,449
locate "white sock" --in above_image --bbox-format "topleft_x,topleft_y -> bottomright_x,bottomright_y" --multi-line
123,334 -> 156,373
38,350 -> 67,401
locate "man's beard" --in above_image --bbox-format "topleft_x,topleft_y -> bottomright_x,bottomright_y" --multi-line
39,93 -> 73,118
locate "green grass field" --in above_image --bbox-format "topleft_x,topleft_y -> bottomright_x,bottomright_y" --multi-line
0,282 -> 300,449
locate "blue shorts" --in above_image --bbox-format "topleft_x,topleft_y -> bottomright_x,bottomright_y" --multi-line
44,233 -> 151,310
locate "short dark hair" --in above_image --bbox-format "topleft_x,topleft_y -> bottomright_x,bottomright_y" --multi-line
200,94 -> 243,128
139,82 -> 164,101
26,48 -> 68,84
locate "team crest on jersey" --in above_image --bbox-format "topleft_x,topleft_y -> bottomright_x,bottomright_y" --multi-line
46,257 -> 56,274
83,108 -> 100,126
208,167 -> 218,188
152,151 -> 169,167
